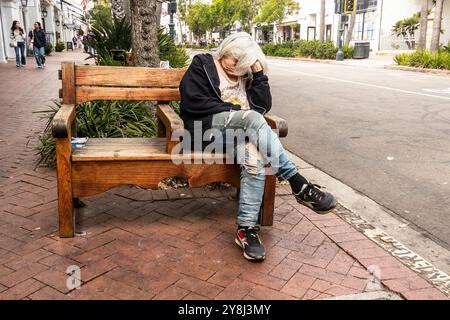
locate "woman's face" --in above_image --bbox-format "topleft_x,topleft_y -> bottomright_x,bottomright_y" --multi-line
15,22 -> 21,29
220,55 -> 238,76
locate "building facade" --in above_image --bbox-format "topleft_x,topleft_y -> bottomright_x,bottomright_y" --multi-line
253,0 -> 450,53
0,0 -> 85,64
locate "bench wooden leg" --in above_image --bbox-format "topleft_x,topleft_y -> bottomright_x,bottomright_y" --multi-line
260,175 -> 276,226
56,138 -> 75,238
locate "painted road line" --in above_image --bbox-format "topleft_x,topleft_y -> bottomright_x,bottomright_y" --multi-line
270,66 -> 450,101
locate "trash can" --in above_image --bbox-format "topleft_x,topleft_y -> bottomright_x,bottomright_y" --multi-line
353,42 -> 370,59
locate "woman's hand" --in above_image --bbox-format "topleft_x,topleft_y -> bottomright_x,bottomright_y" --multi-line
251,60 -> 263,73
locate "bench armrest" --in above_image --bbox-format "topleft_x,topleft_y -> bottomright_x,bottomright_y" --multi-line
156,104 -> 185,153
264,113 -> 288,138
52,104 -> 76,139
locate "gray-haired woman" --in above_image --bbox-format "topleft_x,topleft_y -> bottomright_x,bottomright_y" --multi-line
180,32 -> 336,261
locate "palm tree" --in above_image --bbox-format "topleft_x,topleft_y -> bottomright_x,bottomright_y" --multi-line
319,0 -> 326,42
417,0 -> 429,50
129,0 -> 160,67
430,0 -> 444,52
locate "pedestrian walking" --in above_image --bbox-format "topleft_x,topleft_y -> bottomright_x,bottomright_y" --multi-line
180,32 -> 337,261
10,20 -> 26,68
72,36 -> 78,48
28,22 -> 47,68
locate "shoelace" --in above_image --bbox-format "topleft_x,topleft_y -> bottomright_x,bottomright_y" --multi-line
305,184 -> 324,202
242,227 -> 261,245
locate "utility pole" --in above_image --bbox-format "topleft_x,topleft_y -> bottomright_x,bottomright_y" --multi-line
168,0 -> 177,41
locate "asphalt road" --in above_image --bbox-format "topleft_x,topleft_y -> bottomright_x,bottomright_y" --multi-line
267,58 -> 450,250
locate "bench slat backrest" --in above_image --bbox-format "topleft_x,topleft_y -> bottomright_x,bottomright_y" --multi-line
60,62 -> 185,104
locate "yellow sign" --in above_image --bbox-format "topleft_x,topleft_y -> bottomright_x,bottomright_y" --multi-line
344,0 -> 356,14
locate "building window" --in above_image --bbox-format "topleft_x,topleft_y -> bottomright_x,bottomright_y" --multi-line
326,24 -> 332,41
293,24 -> 301,40
307,27 -> 316,41
357,0 -> 377,12
353,11 -> 376,41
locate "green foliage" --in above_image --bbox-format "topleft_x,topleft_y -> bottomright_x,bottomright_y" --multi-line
262,40 -> 340,59
55,41 -> 65,52
294,40 -> 321,57
343,45 -> 355,59
85,5 -> 132,66
184,43 -> 219,50
262,40 -> 346,60
441,41 -> 450,53
159,27 -> 189,68
45,42 -> 53,55
273,47 -> 295,57
186,2 -> 216,39
254,0 -> 299,24
35,100 -> 159,168
313,41 -> 338,59
211,0 -> 240,34
392,12 -> 420,49
394,50 -> 450,70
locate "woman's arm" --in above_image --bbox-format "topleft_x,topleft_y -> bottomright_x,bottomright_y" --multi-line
180,55 -> 241,117
247,60 -> 272,114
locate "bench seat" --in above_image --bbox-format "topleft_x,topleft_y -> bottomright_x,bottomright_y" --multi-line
71,137 -> 229,162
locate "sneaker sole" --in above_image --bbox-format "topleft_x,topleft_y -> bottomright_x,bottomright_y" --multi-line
234,237 -> 265,261
296,198 -> 337,215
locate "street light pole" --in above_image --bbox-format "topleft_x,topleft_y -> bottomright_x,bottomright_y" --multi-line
336,12 -> 345,61
168,0 -> 177,41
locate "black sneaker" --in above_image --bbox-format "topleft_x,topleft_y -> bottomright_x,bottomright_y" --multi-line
294,183 -> 337,214
235,226 -> 266,261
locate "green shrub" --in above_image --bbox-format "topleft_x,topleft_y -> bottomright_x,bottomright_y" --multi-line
393,53 -> 410,65
45,42 -> 53,55
295,40 -> 319,58
343,45 -> 354,59
159,27 -> 189,68
273,47 -> 295,57
263,40 -> 353,60
394,50 -> 450,70
85,6 -> 132,66
261,43 -> 276,55
55,41 -> 65,52
313,41 -> 337,59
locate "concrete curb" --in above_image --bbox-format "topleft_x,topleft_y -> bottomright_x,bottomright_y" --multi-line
384,65 -> 450,76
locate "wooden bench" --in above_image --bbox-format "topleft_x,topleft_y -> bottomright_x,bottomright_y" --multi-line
52,62 -> 288,237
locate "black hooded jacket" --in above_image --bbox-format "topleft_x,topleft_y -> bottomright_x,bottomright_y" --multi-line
179,53 -> 272,136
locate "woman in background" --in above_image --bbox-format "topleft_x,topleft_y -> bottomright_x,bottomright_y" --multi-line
10,20 -> 26,68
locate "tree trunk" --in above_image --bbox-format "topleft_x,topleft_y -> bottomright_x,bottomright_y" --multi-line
178,15 -> 184,45
417,0 -> 429,50
188,0 -> 192,44
319,0 -> 326,42
430,0 -> 444,52
344,10 -> 356,46
130,0 -> 160,67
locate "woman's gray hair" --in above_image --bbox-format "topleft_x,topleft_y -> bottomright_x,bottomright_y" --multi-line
213,32 -> 268,76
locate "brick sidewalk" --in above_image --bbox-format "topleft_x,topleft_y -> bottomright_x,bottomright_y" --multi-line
0,51 -> 448,300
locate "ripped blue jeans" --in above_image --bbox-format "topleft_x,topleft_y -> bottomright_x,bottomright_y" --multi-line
211,110 -> 298,227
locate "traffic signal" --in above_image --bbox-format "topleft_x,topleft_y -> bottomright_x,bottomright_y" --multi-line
344,0 -> 356,14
